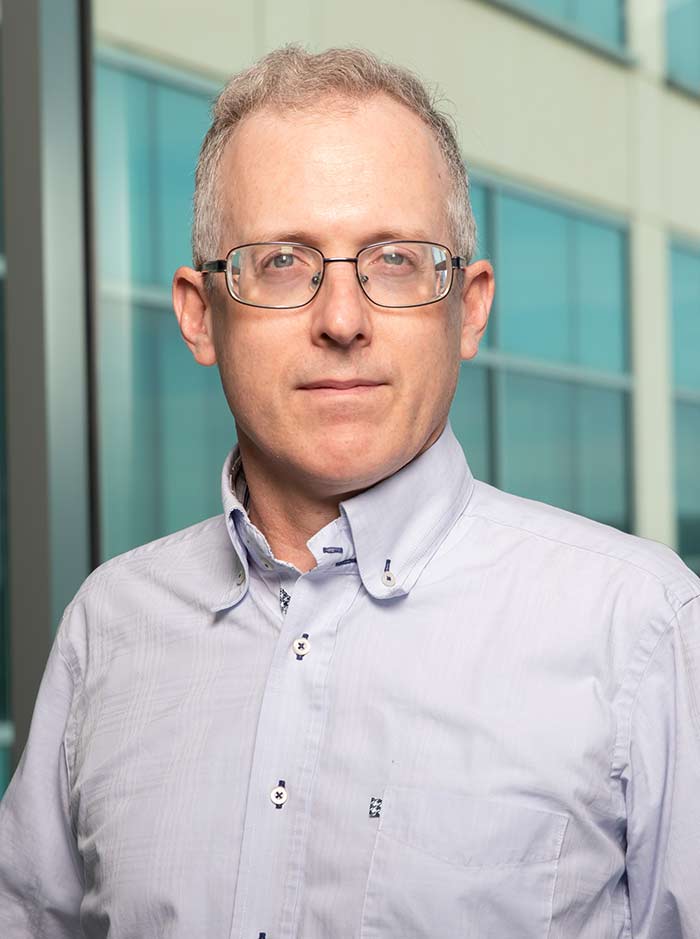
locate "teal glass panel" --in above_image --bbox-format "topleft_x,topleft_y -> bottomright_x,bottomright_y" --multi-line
573,0 -> 623,47
523,0 -> 568,19
470,182 -> 488,261
577,385 -> 629,530
498,195 -> 570,363
154,84 -> 213,285
671,245 -> 700,391
502,372 -> 629,527
676,401 -> 700,567
502,372 -> 576,511
158,307 -> 236,535
95,64 -> 155,286
98,298 -> 234,561
469,182 -> 492,347
96,60 -> 235,562
450,362 -> 490,481
575,219 -> 627,373
667,0 -> 700,92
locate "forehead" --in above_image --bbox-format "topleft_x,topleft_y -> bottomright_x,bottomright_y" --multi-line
217,93 -> 452,247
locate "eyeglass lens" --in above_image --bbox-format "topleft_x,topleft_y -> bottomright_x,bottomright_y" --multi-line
225,242 -> 452,309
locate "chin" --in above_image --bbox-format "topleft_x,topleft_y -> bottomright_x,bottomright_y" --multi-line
300,424 -> 412,491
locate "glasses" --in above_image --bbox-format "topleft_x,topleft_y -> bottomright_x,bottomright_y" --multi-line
199,240 -> 466,309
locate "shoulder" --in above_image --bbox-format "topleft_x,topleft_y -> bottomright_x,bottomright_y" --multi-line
463,480 -> 700,609
57,514 -> 234,660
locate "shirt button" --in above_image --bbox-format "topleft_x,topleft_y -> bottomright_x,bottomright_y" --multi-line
292,635 -> 311,657
262,559 -> 273,570
270,782 -> 288,807
236,570 -> 245,585
381,570 -> 396,587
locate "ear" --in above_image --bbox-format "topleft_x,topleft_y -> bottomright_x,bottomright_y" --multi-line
172,266 -> 219,366
459,259 -> 495,361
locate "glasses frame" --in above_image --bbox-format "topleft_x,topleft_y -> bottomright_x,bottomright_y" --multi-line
198,239 -> 467,310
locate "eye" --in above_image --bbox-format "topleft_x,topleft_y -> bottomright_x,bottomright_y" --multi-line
382,251 -> 407,266
269,252 -> 295,269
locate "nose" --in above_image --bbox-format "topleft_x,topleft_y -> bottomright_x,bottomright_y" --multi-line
309,260 -> 373,349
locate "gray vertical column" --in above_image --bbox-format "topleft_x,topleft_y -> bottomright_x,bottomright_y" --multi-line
1,0 -> 91,767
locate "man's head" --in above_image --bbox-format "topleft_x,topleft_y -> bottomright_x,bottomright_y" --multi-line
191,46 -> 477,273
173,46 -> 494,500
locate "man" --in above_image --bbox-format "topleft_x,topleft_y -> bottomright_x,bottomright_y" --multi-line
1,44 -> 699,939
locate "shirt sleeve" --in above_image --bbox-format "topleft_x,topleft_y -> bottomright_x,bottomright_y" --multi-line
624,594 -> 700,937
0,625 -> 84,937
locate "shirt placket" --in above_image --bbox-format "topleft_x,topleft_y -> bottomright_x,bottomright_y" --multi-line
228,564 -> 360,939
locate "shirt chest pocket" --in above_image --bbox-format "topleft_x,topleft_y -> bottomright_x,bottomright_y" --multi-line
360,786 -> 569,939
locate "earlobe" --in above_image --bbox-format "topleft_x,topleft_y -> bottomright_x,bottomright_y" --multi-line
172,266 -> 218,367
459,260 -> 495,361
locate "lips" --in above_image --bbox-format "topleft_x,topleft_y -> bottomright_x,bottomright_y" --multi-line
299,379 -> 385,390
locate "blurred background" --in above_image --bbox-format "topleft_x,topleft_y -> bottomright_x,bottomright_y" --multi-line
0,0 -> 699,791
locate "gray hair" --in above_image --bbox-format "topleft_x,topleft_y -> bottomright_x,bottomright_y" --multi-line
192,45 -> 477,271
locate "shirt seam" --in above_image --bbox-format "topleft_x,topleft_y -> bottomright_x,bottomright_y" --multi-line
56,622 -> 84,835
610,594 -> 700,780
466,508 -> 695,609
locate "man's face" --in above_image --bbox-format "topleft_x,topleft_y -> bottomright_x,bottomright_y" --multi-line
176,93 -> 493,498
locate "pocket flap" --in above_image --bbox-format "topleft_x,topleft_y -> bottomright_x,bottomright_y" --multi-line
379,786 -> 569,868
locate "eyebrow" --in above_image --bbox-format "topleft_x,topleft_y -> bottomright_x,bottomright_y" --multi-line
240,228 -> 439,249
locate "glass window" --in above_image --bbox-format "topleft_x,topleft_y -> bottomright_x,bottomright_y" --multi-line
501,373 -> 630,529
575,218 -> 627,372
468,180 -> 492,348
450,363 -> 491,481
667,0 -> 700,93
455,179 -> 631,533
573,0 -> 624,48
498,194 -> 571,363
507,0 -> 624,48
95,65 -> 155,286
671,245 -> 700,392
95,56 -> 234,562
671,242 -> 700,574
154,85 -> 213,286
470,181 -> 489,262
497,193 -> 627,372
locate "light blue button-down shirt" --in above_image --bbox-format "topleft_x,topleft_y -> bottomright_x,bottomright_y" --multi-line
1,423 -> 699,938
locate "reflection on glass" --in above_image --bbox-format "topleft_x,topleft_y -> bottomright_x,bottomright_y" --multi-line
502,372 -> 630,530
498,193 -> 627,373
95,57 -> 234,561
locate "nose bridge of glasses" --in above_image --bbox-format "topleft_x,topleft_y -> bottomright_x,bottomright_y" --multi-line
319,256 -> 368,289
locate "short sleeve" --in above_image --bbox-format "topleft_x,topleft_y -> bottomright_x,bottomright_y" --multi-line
0,623 -> 84,937
624,595 -> 700,937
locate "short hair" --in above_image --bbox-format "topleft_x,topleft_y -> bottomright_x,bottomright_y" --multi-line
192,45 -> 477,272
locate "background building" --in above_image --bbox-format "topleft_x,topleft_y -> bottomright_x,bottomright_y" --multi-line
1,0 -> 699,792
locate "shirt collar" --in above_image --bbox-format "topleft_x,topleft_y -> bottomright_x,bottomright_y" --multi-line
217,421 -> 474,609
338,422 -> 474,599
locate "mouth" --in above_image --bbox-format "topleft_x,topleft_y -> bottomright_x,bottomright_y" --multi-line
299,379 -> 387,394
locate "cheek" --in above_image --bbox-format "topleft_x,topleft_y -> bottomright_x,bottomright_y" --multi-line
394,312 -> 460,393
212,319 -> 288,426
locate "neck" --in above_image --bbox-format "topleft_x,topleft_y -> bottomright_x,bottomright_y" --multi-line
237,438 -> 361,573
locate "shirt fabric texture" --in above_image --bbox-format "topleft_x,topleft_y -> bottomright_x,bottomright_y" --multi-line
1,422 -> 699,938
